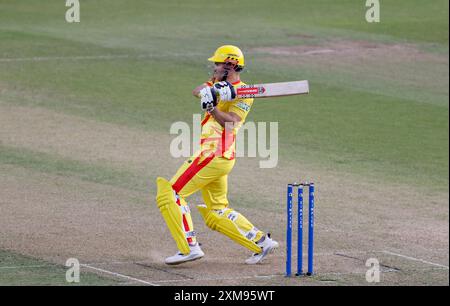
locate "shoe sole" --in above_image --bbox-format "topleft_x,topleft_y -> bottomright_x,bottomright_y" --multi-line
165,254 -> 204,266
245,244 -> 279,265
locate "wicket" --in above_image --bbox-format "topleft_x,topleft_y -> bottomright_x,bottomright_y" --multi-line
286,182 -> 315,277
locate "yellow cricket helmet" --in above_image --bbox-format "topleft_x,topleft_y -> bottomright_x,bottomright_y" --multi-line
208,45 -> 245,68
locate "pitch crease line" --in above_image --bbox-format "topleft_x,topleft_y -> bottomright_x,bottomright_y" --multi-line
382,251 -> 449,269
81,263 -> 159,286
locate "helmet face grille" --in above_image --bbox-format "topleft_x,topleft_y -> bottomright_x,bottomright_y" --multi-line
224,57 -> 239,64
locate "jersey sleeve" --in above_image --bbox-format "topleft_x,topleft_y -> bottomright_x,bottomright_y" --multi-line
228,98 -> 254,121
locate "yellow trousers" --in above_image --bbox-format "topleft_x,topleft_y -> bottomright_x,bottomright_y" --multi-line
169,151 -> 263,250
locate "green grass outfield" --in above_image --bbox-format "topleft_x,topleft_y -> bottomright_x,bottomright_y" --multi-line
0,0 -> 448,285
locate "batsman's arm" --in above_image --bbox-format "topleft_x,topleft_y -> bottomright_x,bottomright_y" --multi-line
209,108 -> 241,128
193,84 -> 207,98
193,80 -> 215,97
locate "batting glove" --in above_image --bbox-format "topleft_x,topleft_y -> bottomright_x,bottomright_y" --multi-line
199,86 -> 217,112
213,81 -> 236,101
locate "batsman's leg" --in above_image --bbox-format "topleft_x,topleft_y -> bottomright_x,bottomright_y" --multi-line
155,177 -> 196,256
197,204 -> 263,253
197,170 -> 278,261
156,152 -> 221,264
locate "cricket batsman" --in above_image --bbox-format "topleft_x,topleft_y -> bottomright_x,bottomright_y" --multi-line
155,45 -> 279,265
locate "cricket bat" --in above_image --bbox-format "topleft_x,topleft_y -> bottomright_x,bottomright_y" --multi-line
235,80 -> 309,99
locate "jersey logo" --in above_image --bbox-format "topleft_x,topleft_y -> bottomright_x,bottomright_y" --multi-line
236,101 -> 250,112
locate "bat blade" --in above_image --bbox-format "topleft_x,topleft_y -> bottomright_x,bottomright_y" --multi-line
235,80 -> 309,99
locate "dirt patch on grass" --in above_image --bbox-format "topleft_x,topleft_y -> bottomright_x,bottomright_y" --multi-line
251,40 -> 448,63
251,39 -> 449,104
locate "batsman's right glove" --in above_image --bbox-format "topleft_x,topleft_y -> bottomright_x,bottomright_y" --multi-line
199,86 -> 217,112
213,81 -> 236,101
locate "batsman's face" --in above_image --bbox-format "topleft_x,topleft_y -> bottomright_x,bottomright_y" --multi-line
213,62 -> 227,75
214,62 -> 234,71
212,62 -> 235,80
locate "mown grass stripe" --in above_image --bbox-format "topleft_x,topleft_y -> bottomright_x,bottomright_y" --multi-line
0,145 -> 148,192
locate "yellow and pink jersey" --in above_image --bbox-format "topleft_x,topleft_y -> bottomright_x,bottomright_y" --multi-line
200,80 -> 254,160
165,79 -> 264,251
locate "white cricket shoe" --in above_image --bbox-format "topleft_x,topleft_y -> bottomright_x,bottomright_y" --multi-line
165,243 -> 205,265
245,233 -> 279,265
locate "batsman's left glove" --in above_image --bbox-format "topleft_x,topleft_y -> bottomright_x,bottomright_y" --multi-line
213,81 -> 236,101
199,86 -> 217,112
